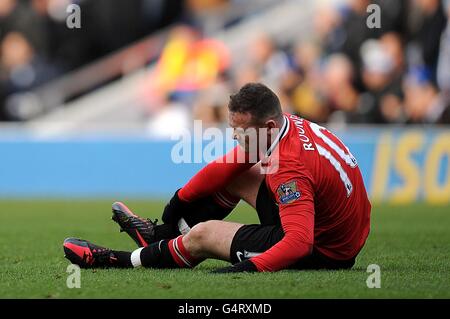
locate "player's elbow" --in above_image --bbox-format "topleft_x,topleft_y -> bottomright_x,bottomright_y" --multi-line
294,241 -> 313,261
303,242 -> 313,256
286,232 -> 314,258
294,234 -> 314,257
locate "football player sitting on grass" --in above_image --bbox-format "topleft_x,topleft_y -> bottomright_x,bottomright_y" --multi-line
63,83 -> 371,273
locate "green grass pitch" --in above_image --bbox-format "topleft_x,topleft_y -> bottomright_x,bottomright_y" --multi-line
0,200 -> 449,298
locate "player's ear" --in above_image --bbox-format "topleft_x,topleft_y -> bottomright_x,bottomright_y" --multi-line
265,119 -> 277,129
264,119 -> 278,143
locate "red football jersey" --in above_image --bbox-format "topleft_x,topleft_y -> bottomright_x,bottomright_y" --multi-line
251,114 -> 371,272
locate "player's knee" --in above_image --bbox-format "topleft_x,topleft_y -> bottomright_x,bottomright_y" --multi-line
184,221 -> 211,253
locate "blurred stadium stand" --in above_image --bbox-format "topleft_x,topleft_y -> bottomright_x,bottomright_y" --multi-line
0,0 -> 279,126
21,0 -> 312,138
1,0 -> 449,130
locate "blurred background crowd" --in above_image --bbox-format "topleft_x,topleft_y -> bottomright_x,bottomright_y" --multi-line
1,0 -> 449,129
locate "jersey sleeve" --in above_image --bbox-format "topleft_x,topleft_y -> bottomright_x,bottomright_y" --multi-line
178,146 -> 254,202
250,162 -> 315,272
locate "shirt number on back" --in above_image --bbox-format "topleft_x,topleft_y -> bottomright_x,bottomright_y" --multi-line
310,122 -> 357,197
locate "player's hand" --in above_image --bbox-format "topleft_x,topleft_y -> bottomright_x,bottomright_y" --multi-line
211,260 -> 258,273
162,189 -> 188,224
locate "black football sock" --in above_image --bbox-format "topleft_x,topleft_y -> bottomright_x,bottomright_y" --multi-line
138,240 -> 179,268
110,251 -> 133,268
181,191 -> 240,226
152,191 -> 238,241
132,236 -> 200,269
153,223 -> 180,241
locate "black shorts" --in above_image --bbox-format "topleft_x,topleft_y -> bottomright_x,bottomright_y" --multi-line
230,181 -> 356,270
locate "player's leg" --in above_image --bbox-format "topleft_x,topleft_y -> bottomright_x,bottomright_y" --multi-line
64,217 -> 355,271
82,171 -> 281,270
63,236 -> 193,269
181,220 -> 244,260
131,215 -> 282,271
111,189 -> 240,248
160,163 -> 267,234
63,220 -> 244,269
139,176 -> 357,271
112,164 -> 265,247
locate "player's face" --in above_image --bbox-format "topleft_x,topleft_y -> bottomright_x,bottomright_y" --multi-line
228,112 -> 258,152
228,111 -> 274,156
229,111 -> 258,153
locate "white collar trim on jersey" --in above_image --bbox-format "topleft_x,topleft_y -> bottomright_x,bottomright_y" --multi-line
265,115 -> 289,157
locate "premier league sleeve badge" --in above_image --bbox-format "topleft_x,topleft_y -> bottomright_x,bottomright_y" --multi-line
277,180 -> 301,204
